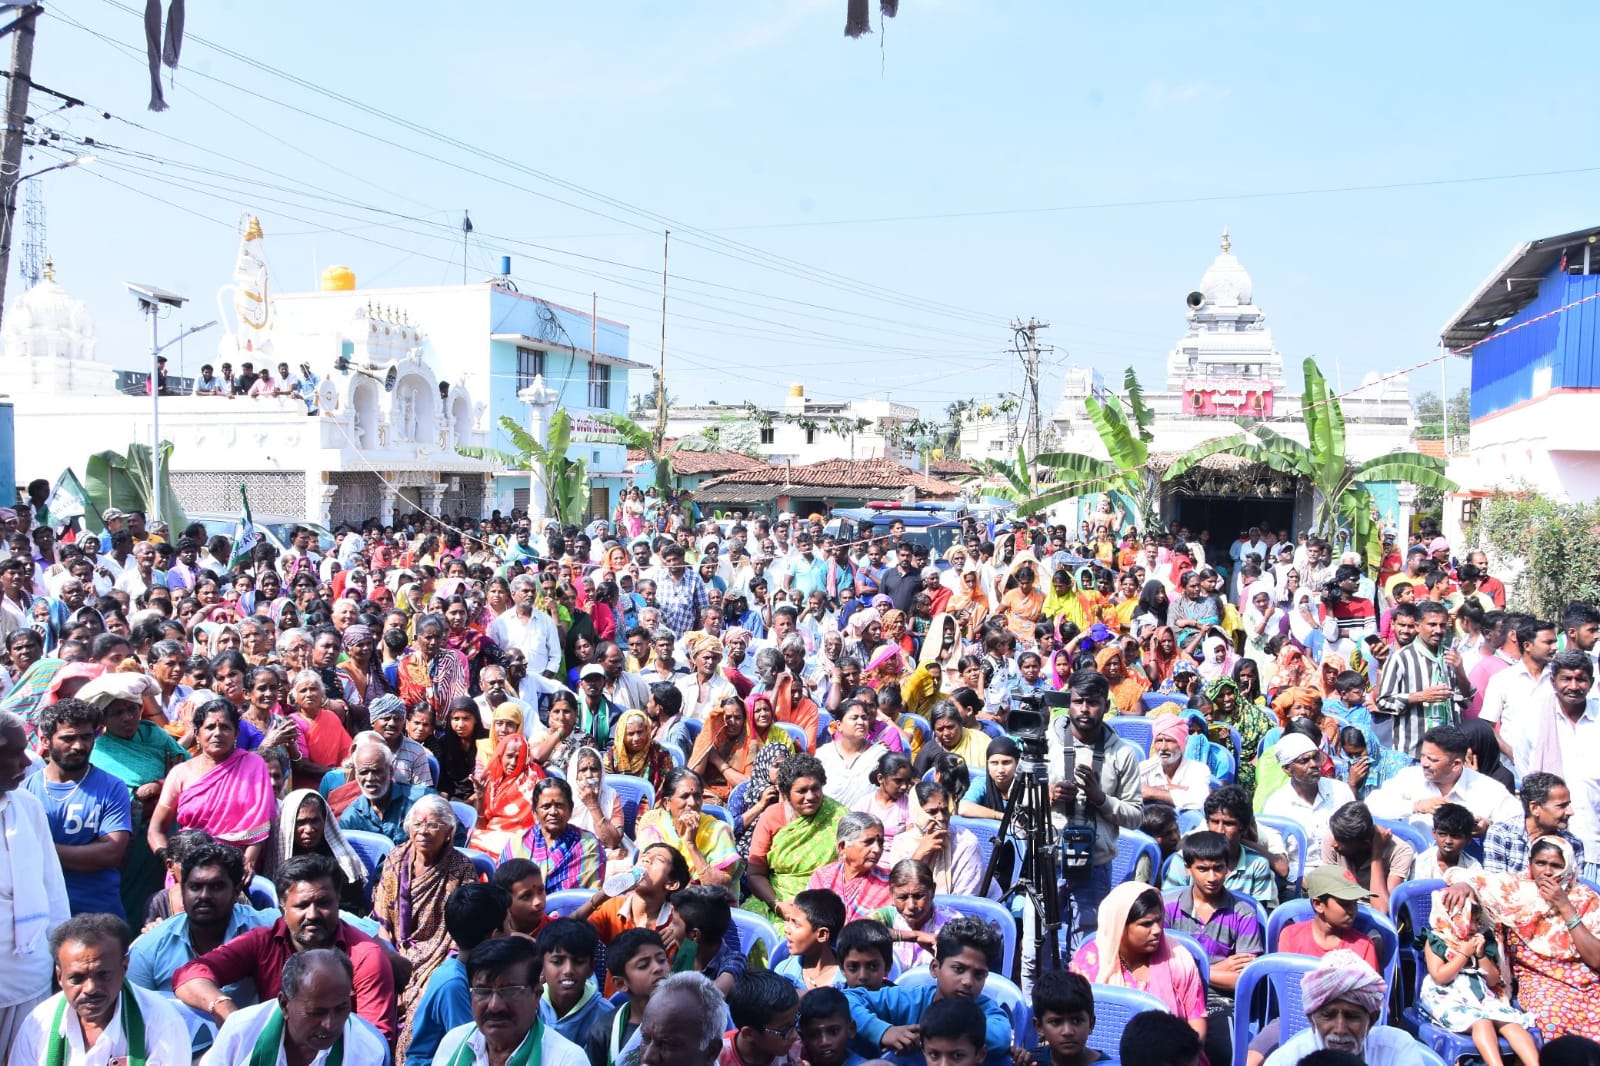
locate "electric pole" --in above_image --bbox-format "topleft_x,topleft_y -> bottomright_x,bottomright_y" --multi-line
655,229 -> 670,456
0,3 -> 40,324
1011,317 -> 1050,460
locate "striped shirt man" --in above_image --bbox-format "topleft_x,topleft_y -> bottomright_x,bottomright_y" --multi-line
1375,638 -> 1467,758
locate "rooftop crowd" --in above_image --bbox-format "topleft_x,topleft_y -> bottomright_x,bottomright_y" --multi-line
0,496 -> 1596,1066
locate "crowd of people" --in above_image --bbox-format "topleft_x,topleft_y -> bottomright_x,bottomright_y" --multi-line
0,497 -> 1597,1066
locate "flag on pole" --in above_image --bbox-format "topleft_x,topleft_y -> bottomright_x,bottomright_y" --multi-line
228,485 -> 261,568
42,468 -> 91,526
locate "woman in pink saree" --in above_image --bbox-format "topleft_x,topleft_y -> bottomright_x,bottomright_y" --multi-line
147,698 -> 277,876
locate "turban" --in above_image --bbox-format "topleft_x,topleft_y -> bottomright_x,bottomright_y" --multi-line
689,633 -> 724,659
342,624 -> 373,650
76,671 -> 157,709
1152,714 -> 1189,747
368,694 -> 407,722
723,626 -> 751,644
1300,949 -> 1387,1016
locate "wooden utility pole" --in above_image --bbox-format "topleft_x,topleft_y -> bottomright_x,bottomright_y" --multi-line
655,230 -> 670,455
0,3 -> 40,328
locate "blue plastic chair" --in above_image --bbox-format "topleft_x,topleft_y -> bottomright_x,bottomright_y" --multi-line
901,714 -> 932,752
680,719 -> 703,746
607,774 -> 656,837
779,722 -> 809,751
949,815 -> 1012,889
1088,985 -> 1167,1059
246,874 -> 278,911
456,846 -> 495,882
977,720 -> 1004,739
1109,828 -> 1160,887
1374,817 -> 1431,857
898,968 -> 1033,1047
1387,877 -> 1445,1013
702,803 -> 734,829
1109,717 -> 1153,757
1265,899 -> 1399,1018
1583,876 -> 1600,896
730,909 -> 780,966
935,893 -> 1019,982
661,741 -> 687,767
1255,814 -> 1309,889
1231,954 -> 1318,1066
1165,928 -> 1211,989
815,710 -> 833,738
1416,1048 -> 1447,1066
450,800 -> 478,834
341,830 -> 394,898
545,888 -> 595,918
1141,692 -> 1182,714
426,752 -> 440,783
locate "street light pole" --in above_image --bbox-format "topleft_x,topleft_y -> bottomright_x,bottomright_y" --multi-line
127,280 -> 214,527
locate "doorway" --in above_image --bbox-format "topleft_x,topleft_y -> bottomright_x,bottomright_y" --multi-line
1173,495 -> 1296,566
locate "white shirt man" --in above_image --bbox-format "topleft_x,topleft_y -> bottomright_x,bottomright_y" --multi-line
200,994 -> 389,1065
1262,733 -> 1355,871
487,579 -> 563,678
1479,624 -> 1557,751
1505,654 -> 1600,876
14,980 -> 190,1066
1368,732 -> 1521,832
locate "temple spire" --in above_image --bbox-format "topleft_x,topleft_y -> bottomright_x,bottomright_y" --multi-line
1220,228 -> 1231,254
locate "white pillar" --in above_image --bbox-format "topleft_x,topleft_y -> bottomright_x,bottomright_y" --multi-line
518,375 -> 560,521
378,482 -> 398,527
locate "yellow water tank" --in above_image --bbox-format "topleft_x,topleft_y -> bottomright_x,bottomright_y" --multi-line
321,265 -> 356,291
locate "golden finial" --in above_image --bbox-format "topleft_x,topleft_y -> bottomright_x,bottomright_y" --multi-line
1221,227 -> 1231,254
242,215 -> 264,241
42,258 -> 54,282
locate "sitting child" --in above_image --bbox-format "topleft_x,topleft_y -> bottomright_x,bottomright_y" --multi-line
1276,866 -> 1380,971
570,843 -> 689,993
721,969 -> 803,1066
1028,971 -> 1105,1066
493,858 -> 549,937
843,916 -> 1012,1065
1418,886 -> 1539,1066
777,889 -> 845,990
919,997 -> 990,1066
798,987 -> 865,1066
1413,802 -> 1482,879
537,918 -> 606,1045
834,920 -> 894,991
672,884 -> 741,996
585,928 -> 669,1066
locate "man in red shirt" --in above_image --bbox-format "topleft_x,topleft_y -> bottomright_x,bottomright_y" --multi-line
173,853 -> 400,1042
1467,550 -> 1507,609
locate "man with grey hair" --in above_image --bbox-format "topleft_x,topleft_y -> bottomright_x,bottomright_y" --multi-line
336,734 -> 426,844
13,913 -> 189,1064
633,971 -> 726,1066
0,710 -> 70,1060
487,575 -> 563,679
200,947 -> 388,1064
435,935 -> 589,1066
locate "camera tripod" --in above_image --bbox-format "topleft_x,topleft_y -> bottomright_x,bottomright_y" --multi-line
978,742 -> 1063,973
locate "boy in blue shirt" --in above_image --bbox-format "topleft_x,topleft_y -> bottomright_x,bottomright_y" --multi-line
405,881 -> 511,1066
921,998 -> 991,1066
843,916 -> 1012,1064
26,698 -> 132,917
539,918 -> 608,1044
799,987 -> 867,1066
835,920 -> 894,991
777,889 -> 844,990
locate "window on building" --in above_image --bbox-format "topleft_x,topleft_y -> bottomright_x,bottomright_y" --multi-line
804,426 -> 817,445
516,348 -> 545,391
588,362 -> 611,408
759,426 -> 775,445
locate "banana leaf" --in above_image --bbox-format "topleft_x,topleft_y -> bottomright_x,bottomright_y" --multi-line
82,443 -> 186,534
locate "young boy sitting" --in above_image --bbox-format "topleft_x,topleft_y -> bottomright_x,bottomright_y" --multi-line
835,919 -> 895,991
586,928 -> 669,1066
799,987 -> 865,1066
721,969 -> 803,1066
1028,970 -> 1103,1066
672,884 -> 742,996
1412,801 -> 1482,879
406,882 -> 511,1066
919,997 -> 990,1066
843,916 -> 1012,1064
537,918 -> 607,1045
1161,831 -> 1264,1066
1276,865 -> 1379,971
777,889 -> 845,990
494,857 -> 549,936
570,843 -> 690,992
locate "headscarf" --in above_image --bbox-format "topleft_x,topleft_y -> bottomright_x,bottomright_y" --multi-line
342,624 -> 374,651
565,745 -> 618,840
609,707 -> 655,777
1088,881 -> 1198,1010
735,742 -> 790,857
1197,634 -> 1236,682
1274,643 -> 1313,691
918,614 -> 963,684
1460,718 -> 1513,790
1141,626 -> 1183,689
269,788 -> 368,894
845,608 -> 880,641
1300,948 -> 1388,1016
1289,588 -> 1321,647
1271,686 -> 1323,729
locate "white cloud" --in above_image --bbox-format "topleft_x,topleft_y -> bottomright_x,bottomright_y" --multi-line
1143,79 -> 1233,111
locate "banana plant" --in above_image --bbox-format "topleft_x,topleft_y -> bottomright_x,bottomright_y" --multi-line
83,443 -> 187,533
979,443 -> 1038,501
593,411 -> 728,498
1166,357 -> 1457,571
459,410 -> 589,526
1016,368 -> 1162,531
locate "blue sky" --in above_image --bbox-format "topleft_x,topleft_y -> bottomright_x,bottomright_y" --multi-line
26,1 -> 1600,417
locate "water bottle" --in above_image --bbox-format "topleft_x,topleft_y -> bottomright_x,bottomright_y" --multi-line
603,867 -> 643,897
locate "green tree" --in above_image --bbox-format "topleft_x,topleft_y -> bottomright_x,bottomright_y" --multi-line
1473,492 -> 1600,617
1168,357 -> 1456,570
1016,368 -> 1161,531
593,411 -> 734,495
1412,387 -> 1471,441
459,411 -> 588,525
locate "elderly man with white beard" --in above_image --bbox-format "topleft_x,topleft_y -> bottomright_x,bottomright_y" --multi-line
1261,949 -> 1424,1066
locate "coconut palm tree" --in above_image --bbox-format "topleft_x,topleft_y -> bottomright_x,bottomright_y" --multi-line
458,410 -> 588,526
1165,357 -> 1456,569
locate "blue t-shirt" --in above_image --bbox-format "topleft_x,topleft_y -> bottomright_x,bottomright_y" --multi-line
25,765 -> 133,917
406,956 -> 472,1066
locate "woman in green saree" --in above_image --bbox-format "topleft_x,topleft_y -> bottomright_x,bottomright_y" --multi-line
745,753 -> 844,922
84,675 -> 189,919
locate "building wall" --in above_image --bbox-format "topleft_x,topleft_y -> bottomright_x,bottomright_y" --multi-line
1468,266 -> 1600,421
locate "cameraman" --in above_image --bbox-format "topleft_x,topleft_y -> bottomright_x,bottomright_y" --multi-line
1046,671 -> 1144,952
1322,564 -> 1377,660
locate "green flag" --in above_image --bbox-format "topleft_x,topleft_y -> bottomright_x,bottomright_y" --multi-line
228,485 -> 261,568
42,468 -> 91,527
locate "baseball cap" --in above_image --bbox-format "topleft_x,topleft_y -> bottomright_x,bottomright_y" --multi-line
579,663 -> 606,681
1305,864 -> 1374,902
101,507 -> 125,522
1275,733 -> 1320,766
